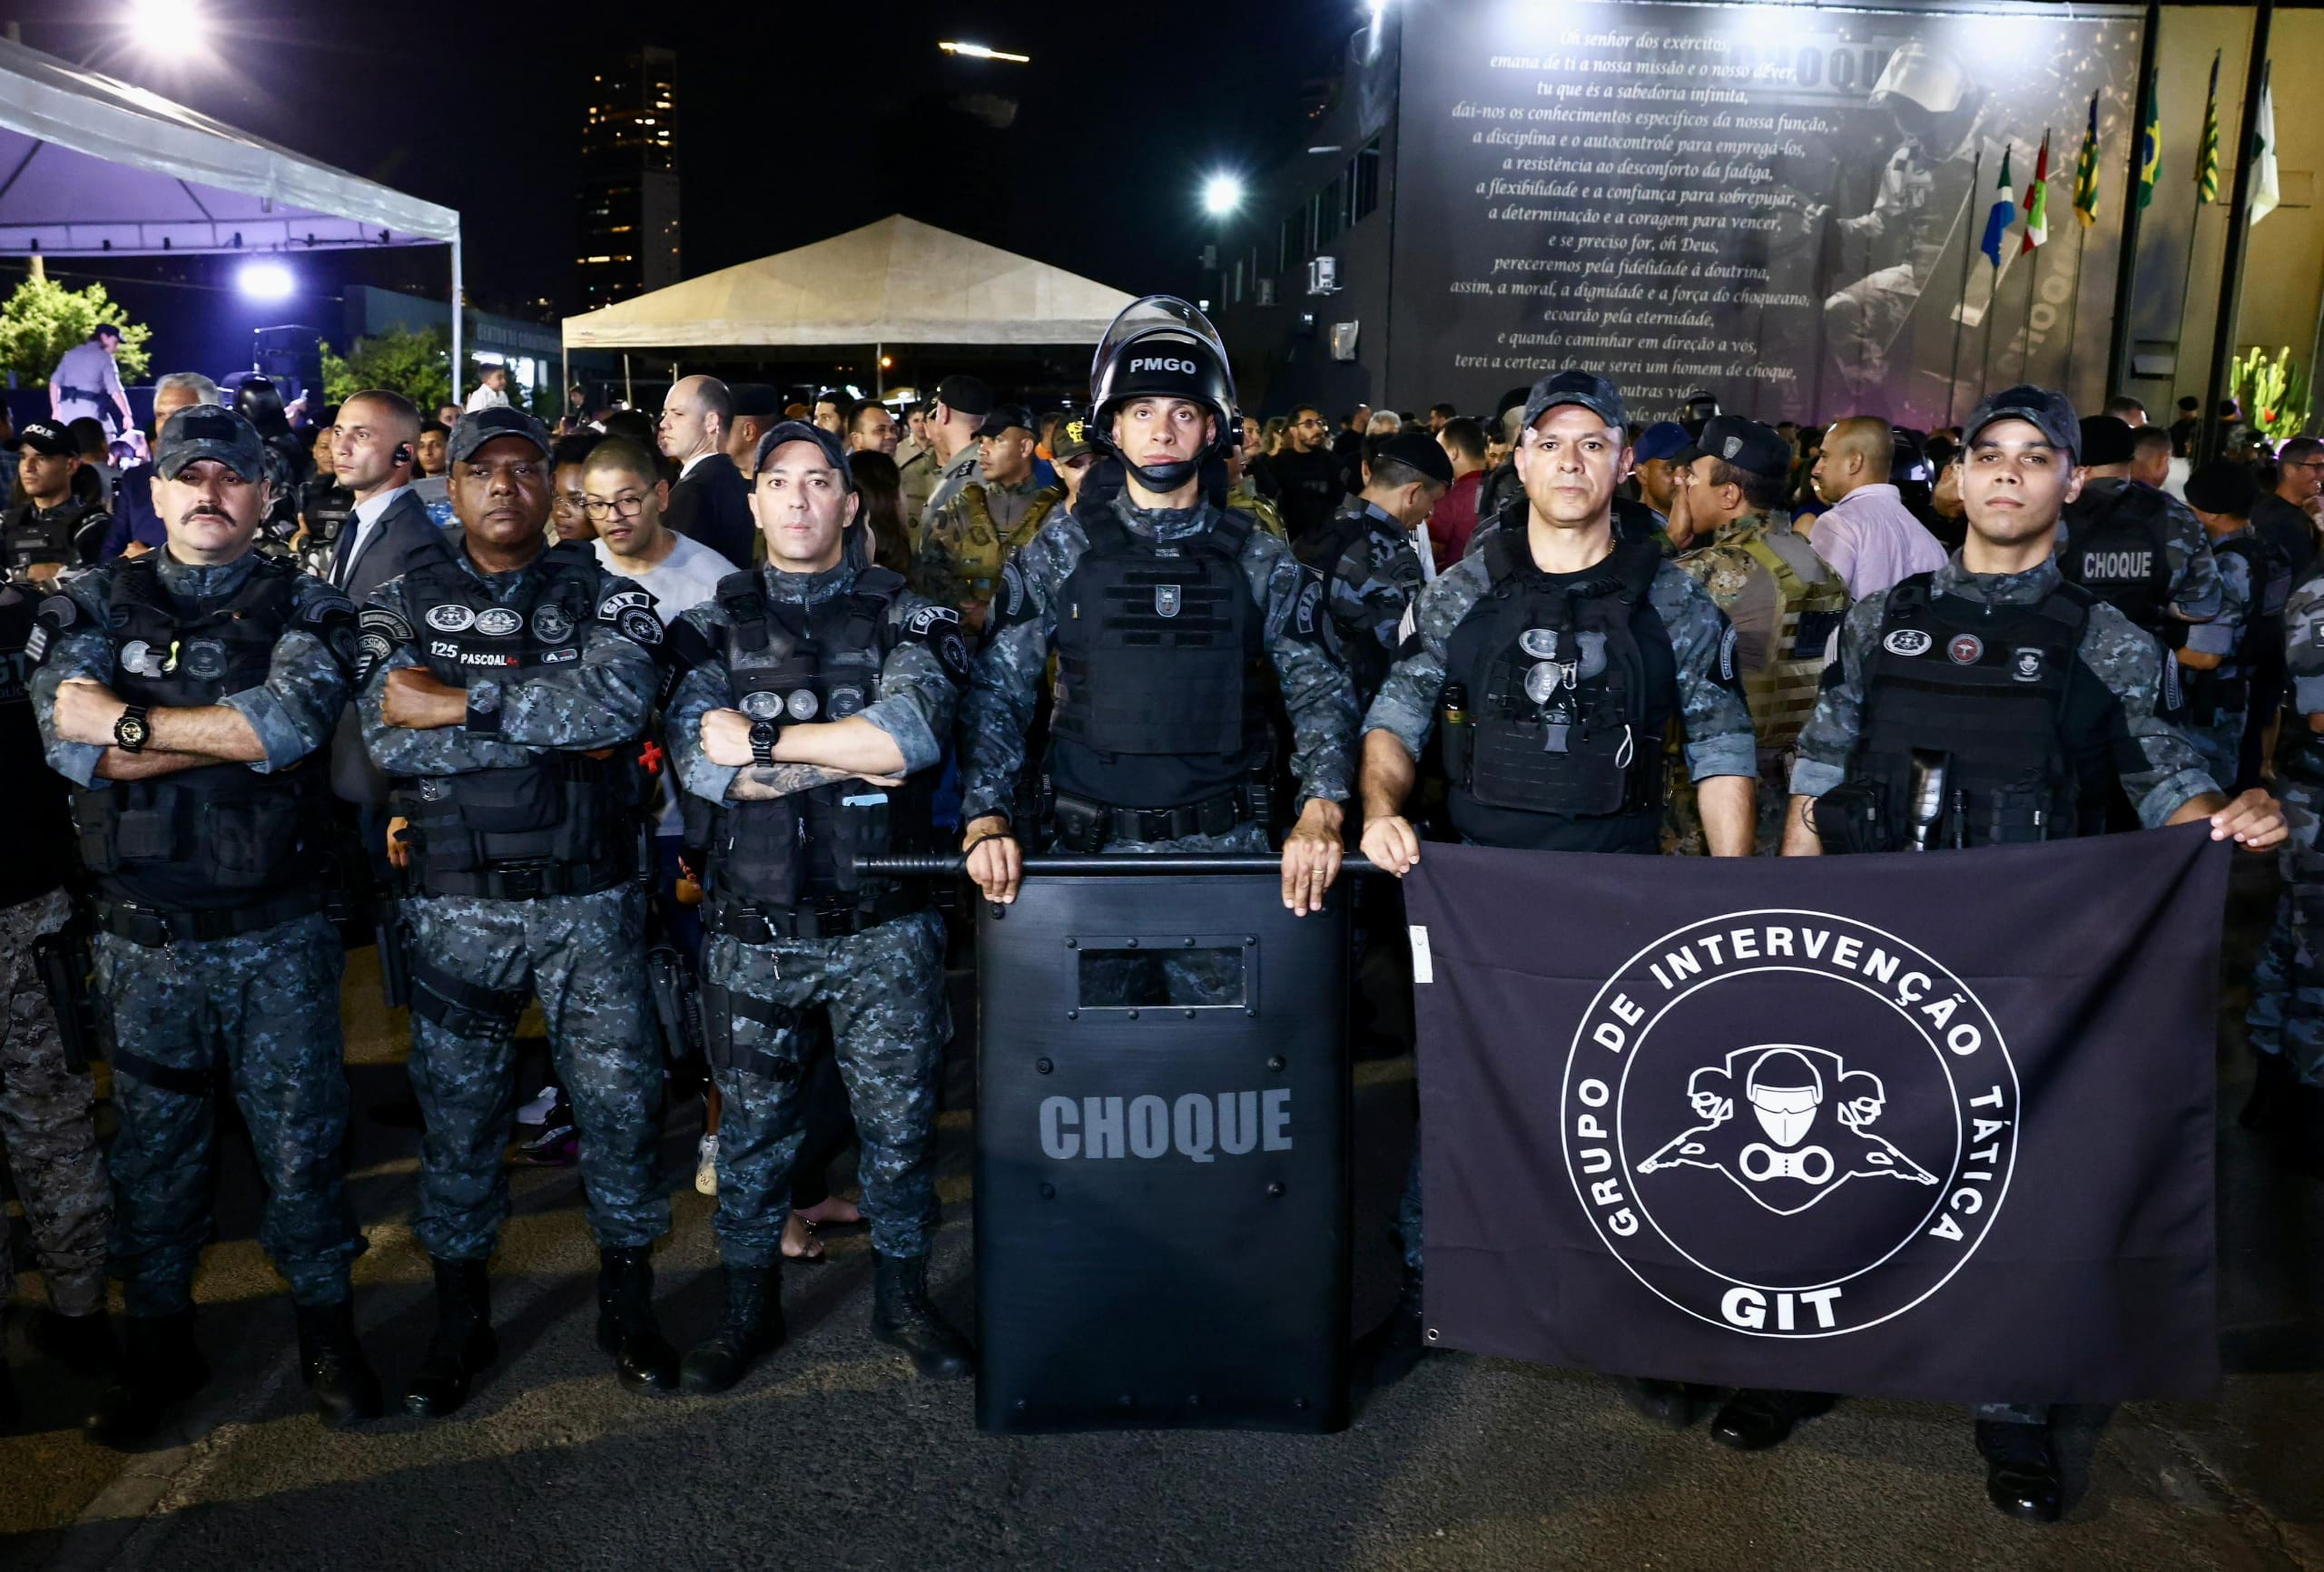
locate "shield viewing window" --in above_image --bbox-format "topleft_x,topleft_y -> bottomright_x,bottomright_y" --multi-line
1072,935 -> 1256,1013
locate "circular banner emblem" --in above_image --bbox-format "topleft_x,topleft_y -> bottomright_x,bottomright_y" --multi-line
1561,909 -> 2017,1338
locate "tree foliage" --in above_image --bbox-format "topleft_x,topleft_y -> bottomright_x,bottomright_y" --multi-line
0,277 -> 153,385
319,324 -> 463,413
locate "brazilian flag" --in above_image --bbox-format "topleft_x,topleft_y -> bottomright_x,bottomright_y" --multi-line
2137,70 -> 2162,211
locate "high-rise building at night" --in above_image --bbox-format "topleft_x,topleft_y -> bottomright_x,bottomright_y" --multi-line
576,44 -> 680,307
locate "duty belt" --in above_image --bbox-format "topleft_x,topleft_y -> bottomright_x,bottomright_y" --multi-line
704,887 -> 925,943
414,854 -> 633,902
1051,783 -> 1265,851
94,889 -> 323,948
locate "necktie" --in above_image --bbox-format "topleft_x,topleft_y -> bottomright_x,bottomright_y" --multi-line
331,516 -> 360,586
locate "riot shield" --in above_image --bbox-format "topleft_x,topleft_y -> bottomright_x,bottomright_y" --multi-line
970,859 -> 1353,1432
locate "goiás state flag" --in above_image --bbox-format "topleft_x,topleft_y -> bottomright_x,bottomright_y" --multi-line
1402,826 -> 2226,1403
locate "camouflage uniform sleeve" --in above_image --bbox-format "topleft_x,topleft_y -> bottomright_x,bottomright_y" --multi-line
217,577 -> 355,773
1652,563 -> 1756,780
958,517 -> 1077,822
1362,556 -> 1487,759
2164,500 -> 2223,622
864,594 -> 969,775
1250,532 -> 1356,805
2081,602 -> 2219,824
1787,592 -> 1887,797
2185,550 -> 2248,658
358,575 -> 556,777
665,602 -> 739,805
490,573 -> 660,749
2285,576 -> 2324,714
28,573 -> 118,788
909,495 -> 971,612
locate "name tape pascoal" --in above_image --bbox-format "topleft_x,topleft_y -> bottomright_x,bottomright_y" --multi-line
1039,1090 -> 1293,1164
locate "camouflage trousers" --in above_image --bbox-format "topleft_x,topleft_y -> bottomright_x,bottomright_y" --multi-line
95,909 -> 362,1315
2246,776 -> 2324,1086
403,884 -> 669,1261
0,889 -> 108,1317
703,909 -> 949,1263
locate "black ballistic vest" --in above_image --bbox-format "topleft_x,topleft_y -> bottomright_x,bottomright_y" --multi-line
69,555 -> 322,912
2058,482 -> 2179,642
1850,574 -> 2121,847
5,496 -> 103,576
1293,506 -> 1395,703
2184,531 -> 2291,726
0,587 -> 76,907
1444,535 -> 1673,853
395,543 -> 644,894
704,567 -> 937,913
1050,506 -> 1267,809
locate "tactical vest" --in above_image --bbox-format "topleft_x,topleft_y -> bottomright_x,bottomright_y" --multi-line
698,567 -> 935,923
68,555 -> 323,912
953,483 -> 1059,602
1443,535 -> 1674,853
1728,526 -> 1847,752
2183,531 -> 2292,728
5,496 -> 103,576
2058,482 -> 2179,642
0,588 -> 75,907
393,543 -> 645,898
1050,505 -> 1268,810
1846,574 -> 2119,848
1295,506 -> 1408,703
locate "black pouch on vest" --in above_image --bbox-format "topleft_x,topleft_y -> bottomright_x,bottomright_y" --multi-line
1051,795 -> 1108,854
202,798 -> 303,889
1811,780 -> 1894,856
113,807 -> 175,862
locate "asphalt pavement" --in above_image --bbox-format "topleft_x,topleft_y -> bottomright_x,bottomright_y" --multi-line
3,860 -> 2321,1572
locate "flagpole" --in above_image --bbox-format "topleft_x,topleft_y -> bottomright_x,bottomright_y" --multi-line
2173,52 -> 2220,423
2063,219 -> 2091,396
2205,27 -> 2275,460
1980,262 -> 2001,396
2105,3 -> 2162,396
1948,149 -> 1983,427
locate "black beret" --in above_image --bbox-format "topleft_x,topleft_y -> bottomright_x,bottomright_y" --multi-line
2183,458 -> 2259,516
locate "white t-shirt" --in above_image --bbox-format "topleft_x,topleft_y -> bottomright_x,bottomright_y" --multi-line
597,531 -> 741,833
464,384 -> 512,412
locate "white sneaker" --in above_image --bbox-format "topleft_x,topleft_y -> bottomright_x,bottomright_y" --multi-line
515,1085 -> 561,1126
694,1133 -> 719,1197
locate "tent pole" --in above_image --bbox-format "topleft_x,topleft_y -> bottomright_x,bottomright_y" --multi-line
449,231 -> 464,411
623,353 -> 633,407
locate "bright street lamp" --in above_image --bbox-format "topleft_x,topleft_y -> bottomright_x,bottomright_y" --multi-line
123,0 -> 212,61
1201,174 -> 1246,219
237,260 -> 295,302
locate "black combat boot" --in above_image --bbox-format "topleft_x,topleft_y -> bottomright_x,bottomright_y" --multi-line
870,1253 -> 971,1379
1709,1388 -> 1836,1450
86,1309 -> 209,1448
28,1307 -> 118,1380
295,1301 -> 382,1429
2239,1048 -> 2298,1135
1351,1264 -> 1429,1390
679,1264 -> 787,1395
1974,1417 -> 2063,1522
596,1246 -> 679,1392
403,1257 -> 497,1419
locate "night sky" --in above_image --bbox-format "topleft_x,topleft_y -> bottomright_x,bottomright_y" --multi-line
5,0 -> 1358,359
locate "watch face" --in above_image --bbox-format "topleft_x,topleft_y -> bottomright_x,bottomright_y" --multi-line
749,720 -> 778,748
116,714 -> 149,749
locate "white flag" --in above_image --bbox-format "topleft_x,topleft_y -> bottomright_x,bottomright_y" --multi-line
2250,73 -> 2280,224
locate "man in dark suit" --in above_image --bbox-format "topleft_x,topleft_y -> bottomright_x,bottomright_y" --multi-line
326,390 -> 453,811
657,375 -> 755,566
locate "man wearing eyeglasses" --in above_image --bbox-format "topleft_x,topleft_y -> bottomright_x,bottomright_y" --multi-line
1265,403 -> 1343,545
2253,437 -> 2324,588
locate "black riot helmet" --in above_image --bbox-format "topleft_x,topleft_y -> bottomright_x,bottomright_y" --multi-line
233,375 -> 291,441
1088,295 -> 1237,493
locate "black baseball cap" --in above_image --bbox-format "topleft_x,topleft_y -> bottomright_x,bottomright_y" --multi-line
2075,415 -> 2136,468
14,419 -> 75,458
753,418 -> 853,487
1963,386 -> 2081,463
2184,458 -> 2259,516
1046,409 -> 1095,463
935,374 -> 995,418
1521,370 -> 1626,435
1633,421 -> 1691,463
729,383 -> 784,420
976,403 -> 1035,440
449,406 -> 553,465
1372,428 -> 1455,488
154,405 -> 265,480
1689,415 -> 1792,482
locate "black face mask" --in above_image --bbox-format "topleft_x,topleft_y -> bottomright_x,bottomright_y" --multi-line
1119,453 -> 1203,493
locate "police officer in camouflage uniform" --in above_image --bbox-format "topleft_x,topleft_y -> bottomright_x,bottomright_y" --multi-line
2180,460 -> 2291,792
1294,429 -> 1443,708
1354,368 -> 1758,1403
959,297 -> 1354,938
359,406 -> 677,1416
33,405 -> 378,1444
1782,386 -> 2283,1522
2057,415 -> 2223,705
911,405 -> 1061,633
2243,541 -> 2324,1167
1666,415 -> 1847,853
0,578 -> 113,1423
5,420 -> 110,583
665,421 -> 974,1389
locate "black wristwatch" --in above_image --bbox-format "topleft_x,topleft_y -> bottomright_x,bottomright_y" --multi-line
113,704 -> 152,753
748,719 -> 780,768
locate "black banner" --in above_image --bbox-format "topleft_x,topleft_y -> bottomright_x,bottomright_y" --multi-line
1403,828 -> 2225,1404
1388,0 -> 2142,425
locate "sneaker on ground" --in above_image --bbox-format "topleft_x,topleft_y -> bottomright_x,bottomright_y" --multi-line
512,1122 -> 578,1167
515,1086 -> 563,1128
694,1133 -> 719,1197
